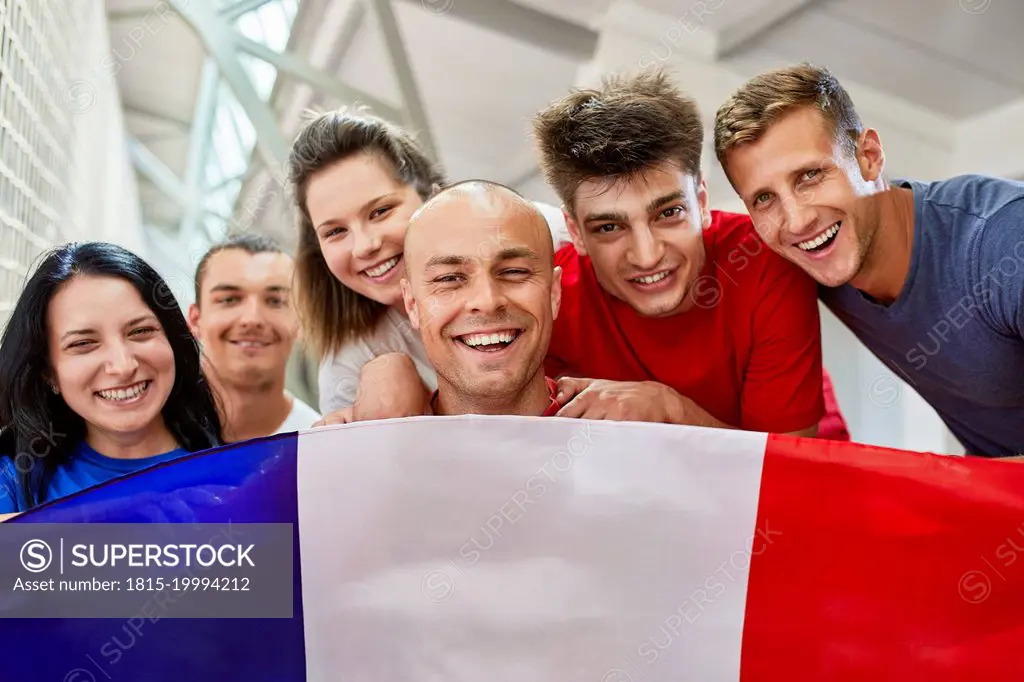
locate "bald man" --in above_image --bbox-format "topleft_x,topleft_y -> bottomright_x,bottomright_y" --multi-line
401,180 -> 563,416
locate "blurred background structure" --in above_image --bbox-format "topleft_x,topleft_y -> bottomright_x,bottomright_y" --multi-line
1,0 -> 1022,453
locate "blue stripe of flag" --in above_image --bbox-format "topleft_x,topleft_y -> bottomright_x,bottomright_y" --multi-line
0,433 -> 306,681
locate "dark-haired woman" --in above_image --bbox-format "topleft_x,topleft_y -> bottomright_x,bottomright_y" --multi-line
0,242 -> 222,516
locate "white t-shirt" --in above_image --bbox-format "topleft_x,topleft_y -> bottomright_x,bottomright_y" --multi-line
317,201 -> 571,415
276,393 -> 322,433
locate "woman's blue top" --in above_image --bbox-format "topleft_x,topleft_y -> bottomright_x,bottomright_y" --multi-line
0,440 -> 186,513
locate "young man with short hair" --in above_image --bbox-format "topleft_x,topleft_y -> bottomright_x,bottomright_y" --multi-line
189,235 -> 320,441
531,69 -> 847,437
400,180 -> 563,416
714,63 -> 1024,457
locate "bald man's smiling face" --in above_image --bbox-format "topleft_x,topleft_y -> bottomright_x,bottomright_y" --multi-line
401,191 -> 561,404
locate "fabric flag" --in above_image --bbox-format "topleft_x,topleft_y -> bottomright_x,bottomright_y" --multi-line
1,416 -> 1023,681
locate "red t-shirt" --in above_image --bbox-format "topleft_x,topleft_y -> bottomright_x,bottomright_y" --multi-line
819,369 -> 850,440
546,210 -> 846,436
539,376 -> 561,416
431,376 -> 561,416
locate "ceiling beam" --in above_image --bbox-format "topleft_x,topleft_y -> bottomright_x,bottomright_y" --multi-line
235,0 -> 368,244
128,138 -> 198,211
166,0 -> 290,170
607,0 -> 817,63
134,131 -> 188,144
208,171 -> 246,194
179,59 -> 222,242
169,0 -> 417,175
220,0 -> 276,21
321,0 -> 365,72
588,10 -> 957,182
234,34 -> 404,122
282,0 -> 365,124
123,103 -> 192,132
394,0 -> 597,61
107,8 -> 160,21
712,0 -> 819,59
367,0 -> 438,159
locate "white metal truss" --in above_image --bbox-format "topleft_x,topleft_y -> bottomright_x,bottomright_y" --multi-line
179,59 -> 222,244
166,0 -> 290,170
220,0 -> 278,22
128,0 -> 454,245
125,0 -> 607,249
366,0 -> 437,159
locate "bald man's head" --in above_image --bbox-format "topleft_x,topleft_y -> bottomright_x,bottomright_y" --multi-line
400,179 -> 562,411
404,180 -> 556,274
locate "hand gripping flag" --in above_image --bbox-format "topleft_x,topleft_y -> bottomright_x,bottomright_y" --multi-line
1,416 -> 1023,681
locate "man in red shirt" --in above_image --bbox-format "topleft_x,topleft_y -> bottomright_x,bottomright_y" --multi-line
400,180 -> 562,417
530,68 -> 848,437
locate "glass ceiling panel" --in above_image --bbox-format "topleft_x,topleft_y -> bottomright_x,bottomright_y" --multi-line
198,0 -> 300,237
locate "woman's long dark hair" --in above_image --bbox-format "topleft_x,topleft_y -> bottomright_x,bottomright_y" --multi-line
0,242 -> 223,509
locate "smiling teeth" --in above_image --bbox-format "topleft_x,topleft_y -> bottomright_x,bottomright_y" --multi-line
98,381 -> 148,402
365,256 -> 400,278
797,223 -> 840,251
633,271 -> 670,284
462,331 -> 517,347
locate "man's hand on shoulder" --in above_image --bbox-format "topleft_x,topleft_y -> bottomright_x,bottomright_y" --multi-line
314,353 -> 430,427
554,377 -> 730,427
353,352 -> 431,421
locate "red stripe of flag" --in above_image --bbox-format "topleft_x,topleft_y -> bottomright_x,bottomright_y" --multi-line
741,435 -> 1024,681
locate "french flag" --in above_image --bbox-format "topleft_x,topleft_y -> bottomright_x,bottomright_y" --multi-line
1,417 -> 1023,680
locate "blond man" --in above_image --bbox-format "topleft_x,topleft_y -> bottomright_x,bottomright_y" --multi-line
715,63 -> 1024,458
